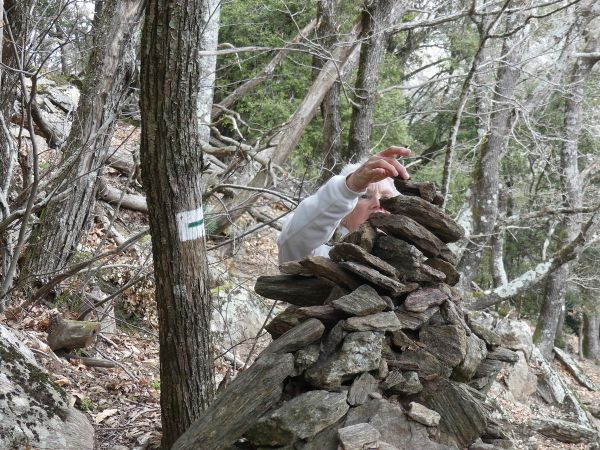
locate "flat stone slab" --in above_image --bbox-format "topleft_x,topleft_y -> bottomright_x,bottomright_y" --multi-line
424,258 -> 460,285
453,332 -> 487,382
245,390 -> 349,446
343,312 -> 402,332
331,284 -> 390,316
348,372 -> 379,406
369,213 -> 457,265
407,402 -> 441,427
330,242 -> 398,278
395,306 -> 439,330
299,256 -> 362,290
468,320 -> 502,347
393,179 -> 443,205
404,288 -> 450,313
382,370 -> 423,395
263,318 -> 325,355
487,347 -> 519,363
339,261 -> 418,297
338,423 -> 381,450
380,195 -> 465,243
255,275 -> 334,306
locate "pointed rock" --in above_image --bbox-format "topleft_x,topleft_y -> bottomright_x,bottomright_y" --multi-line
340,221 -> 378,252
393,179 -> 441,204
395,305 -> 440,330
263,319 -> 325,355
452,332 -> 488,382
321,321 -> 347,354
380,195 -> 465,243
330,242 -> 398,278
424,258 -> 460,285
331,284 -> 390,316
348,373 -> 379,406
255,274 -> 334,306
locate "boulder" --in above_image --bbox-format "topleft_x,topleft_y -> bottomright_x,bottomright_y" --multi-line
0,324 -> 94,450
393,180 -> 442,205
493,320 -> 533,359
382,370 -> 423,395
245,390 -> 349,446
505,351 -> 537,401
294,345 -> 320,375
263,319 -> 325,355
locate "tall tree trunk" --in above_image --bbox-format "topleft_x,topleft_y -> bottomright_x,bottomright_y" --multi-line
196,0 -> 220,143
0,0 -> 33,292
141,0 -> 215,447
458,14 -> 525,287
534,26 -> 599,357
23,0 -> 144,285
347,0 -> 400,160
316,0 -> 343,183
583,313 -> 600,360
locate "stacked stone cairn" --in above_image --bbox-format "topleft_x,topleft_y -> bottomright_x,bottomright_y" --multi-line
179,180 -> 522,450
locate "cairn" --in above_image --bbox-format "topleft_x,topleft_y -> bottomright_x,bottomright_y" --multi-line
174,180 -> 521,450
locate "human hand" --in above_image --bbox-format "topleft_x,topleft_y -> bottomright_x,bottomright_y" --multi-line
346,146 -> 411,192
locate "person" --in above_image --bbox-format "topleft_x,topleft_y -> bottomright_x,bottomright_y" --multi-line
278,146 -> 411,263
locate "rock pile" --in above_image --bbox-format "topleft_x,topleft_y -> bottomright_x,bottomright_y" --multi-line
173,181 -> 521,450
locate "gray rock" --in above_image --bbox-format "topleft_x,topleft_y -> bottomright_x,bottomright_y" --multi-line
245,390 -> 349,446
382,370 -> 423,395
299,256 -> 362,290
338,423 -> 381,450
331,284 -> 389,316
397,349 -> 452,378
486,347 -> 519,363
441,300 -> 470,334
321,321 -> 347,354
0,324 -> 94,450
474,358 -> 503,379
345,398 -> 453,449
425,258 -> 460,285
348,373 -> 378,406
265,306 -> 302,338
405,288 -> 449,313
295,345 -> 320,374
407,402 -> 441,427
330,242 -> 399,278
505,350 -> 537,401
453,332 -> 487,381
340,221 -> 377,253
378,358 -> 389,379
395,306 -> 440,330
420,325 -> 467,368
305,332 -> 383,388
343,312 -> 402,332
339,261 -> 418,297
389,329 -> 417,350
263,318 -> 324,355
468,320 -> 502,347
493,319 -> 533,359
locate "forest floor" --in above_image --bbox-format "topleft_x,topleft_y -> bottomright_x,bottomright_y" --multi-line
4,123 -> 600,450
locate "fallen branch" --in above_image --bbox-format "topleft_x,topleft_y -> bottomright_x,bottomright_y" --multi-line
97,177 -> 147,212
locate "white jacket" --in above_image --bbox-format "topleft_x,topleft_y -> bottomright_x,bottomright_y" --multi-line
278,175 -> 362,263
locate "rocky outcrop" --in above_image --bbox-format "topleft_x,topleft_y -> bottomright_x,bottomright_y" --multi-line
0,324 -> 94,449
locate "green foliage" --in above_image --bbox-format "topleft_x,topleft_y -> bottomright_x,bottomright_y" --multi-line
78,396 -> 94,412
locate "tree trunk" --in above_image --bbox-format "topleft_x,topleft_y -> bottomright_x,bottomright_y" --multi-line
458,13 -> 525,288
347,0 -> 400,160
140,0 -> 216,446
316,0 -> 343,182
534,29 -> 599,358
583,313 -> 600,360
23,0 -> 145,284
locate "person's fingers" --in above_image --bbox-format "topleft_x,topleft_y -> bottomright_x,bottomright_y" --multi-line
367,159 -> 399,178
378,146 -> 411,158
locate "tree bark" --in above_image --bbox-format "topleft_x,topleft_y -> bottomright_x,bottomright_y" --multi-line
535,24 -> 599,358
347,0 -> 401,161
458,12 -> 525,287
23,0 -> 145,284
583,313 -> 600,360
140,0 -> 215,446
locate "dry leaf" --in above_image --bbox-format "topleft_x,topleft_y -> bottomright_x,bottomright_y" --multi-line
95,408 -> 118,424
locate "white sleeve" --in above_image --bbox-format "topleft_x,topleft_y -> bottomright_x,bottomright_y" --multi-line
277,175 -> 362,263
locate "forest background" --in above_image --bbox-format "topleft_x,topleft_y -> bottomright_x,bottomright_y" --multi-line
0,0 -> 599,448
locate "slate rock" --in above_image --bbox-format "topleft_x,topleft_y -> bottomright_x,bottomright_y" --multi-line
279,260 -> 312,276
474,358 -> 503,379
338,422 -> 381,450
420,325 -> 467,368
343,312 -> 402,332
390,329 -> 418,350
493,319 -> 533,359
395,306 -> 440,330
331,284 -> 389,316
348,373 -> 379,406
382,370 -> 423,395
321,321 -> 347,354
294,344 -> 320,375
486,347 -> 519,363
263,318 -> 325,355
299,256 -> 362,290
324,285 -> 350,303
424,258 -> 460,285
369,213 -> 457,265
330,242 -> 398,278
396,348 -> 452,378
407,402 -> 441,427
393,179 -> 441,204
266,306 -> 302,338
468,320 -> 502,347
255,274 -> 334,306
380,195 -> 465,243
296,305 -> 344,324
340,221 -> 377,252
405,288 -> 450,313
245,390 -> 349,446
441,300 -> 470,334
345,398 -> 453,450
452,332 -> 488,382
305,332 -> 383,388
339,261 -> 418,297
506,350 -> 537,401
